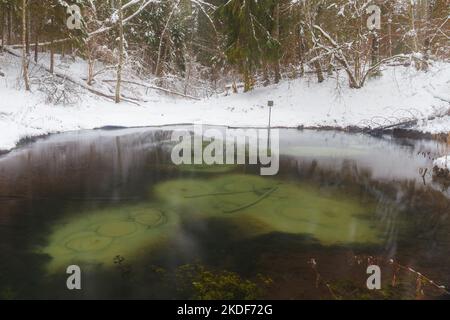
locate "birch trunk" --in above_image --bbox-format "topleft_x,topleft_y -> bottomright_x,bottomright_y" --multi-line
115,0 -> 124,103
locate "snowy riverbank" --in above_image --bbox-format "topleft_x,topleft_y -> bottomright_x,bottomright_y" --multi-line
1,51 -> 449,152
434,155 -> 450,171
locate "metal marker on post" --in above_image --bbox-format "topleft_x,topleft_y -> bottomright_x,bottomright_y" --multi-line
267,100 -> 274,151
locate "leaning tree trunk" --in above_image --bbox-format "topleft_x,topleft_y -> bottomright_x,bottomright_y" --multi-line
22,0 -> 30,91
115,0 -> 124,104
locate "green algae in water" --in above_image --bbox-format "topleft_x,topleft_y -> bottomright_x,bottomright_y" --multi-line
41,205 -> 178,272
177,163 -> 238,174
155,175 -> 381,245
42,175 -> 382,272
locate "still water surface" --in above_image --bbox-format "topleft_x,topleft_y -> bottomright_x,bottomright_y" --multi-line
0,127 -> 448,299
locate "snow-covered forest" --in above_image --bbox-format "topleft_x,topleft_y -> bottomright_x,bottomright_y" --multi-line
0,0 -> 449,150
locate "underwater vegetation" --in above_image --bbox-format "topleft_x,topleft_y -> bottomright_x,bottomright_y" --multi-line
175,264 -> 272,300
40,204 -> 179,272
155,174 -> 382,245
0,287 -> 18,300
41,174 -> 383,272
176,163 -> 238,174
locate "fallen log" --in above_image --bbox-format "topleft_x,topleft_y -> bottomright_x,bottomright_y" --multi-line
102,79 -> 201,100
4,46 -> 140,105
367,119 -> 419,137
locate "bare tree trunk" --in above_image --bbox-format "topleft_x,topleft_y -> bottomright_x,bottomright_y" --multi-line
155,0 -> 180,77
22,0 -> 30,91
115,0 -> 124,103
422,0 -> 433,69
7,8 -> 11,45
87,56 -> 95,85
299,33 -> 305,77
387,13 -> 393,57
409,1 -> 425,70
1,9 -> 4,51
314,60 -> 324,83
273,2 -> 281,84
354,51 -> 360,87
34,28 -> 39,62
262,61 -> 269,86
370,32 -> 380,75
50,39 -> 55,74
243,67 -> 253,92
184,54 -> 192,95
26,0 -> 30,55
182,0 -> 194,96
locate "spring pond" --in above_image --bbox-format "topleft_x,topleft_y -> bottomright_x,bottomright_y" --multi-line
0,127 -> 449,299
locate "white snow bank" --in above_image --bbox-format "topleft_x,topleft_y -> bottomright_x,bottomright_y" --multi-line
1,51 -> 450,152
434,156 -> 450,170
414,116 -> 450,134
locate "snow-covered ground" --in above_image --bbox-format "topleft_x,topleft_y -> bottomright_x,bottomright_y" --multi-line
434,155 -> 450,170
0,50 -> 449,152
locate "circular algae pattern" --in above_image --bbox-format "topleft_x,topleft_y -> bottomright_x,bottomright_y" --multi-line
96,221 -> 138,237
65,232 -> 113,253
132,208 -> 166,228
42,204 -> 178,272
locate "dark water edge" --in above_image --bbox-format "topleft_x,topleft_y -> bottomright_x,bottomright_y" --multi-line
0,127 -> 449,300
1,123 -> 446,158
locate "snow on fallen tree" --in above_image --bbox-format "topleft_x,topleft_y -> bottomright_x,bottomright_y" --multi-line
434,156 -> 450,171
433,155 -> 450,184
3,47 -> 141,105
101,79 -> 201,100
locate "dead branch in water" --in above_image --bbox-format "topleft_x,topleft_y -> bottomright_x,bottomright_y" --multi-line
223,187 -> 278,214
